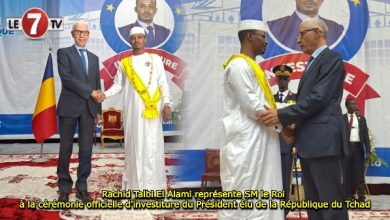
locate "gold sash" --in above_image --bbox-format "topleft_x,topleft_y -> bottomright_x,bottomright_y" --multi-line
121,56 -> 161,119
223,53 -> 276,109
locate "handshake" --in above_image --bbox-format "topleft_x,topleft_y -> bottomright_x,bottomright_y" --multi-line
91,89 -> 106,103
255,105 -> 295,144
280,124 -> 295,145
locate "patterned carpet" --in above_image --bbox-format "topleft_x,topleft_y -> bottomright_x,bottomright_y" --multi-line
0,154 -> 389,220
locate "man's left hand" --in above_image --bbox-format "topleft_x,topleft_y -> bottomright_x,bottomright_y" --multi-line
281,127 -> 295,144
259,106 -> 280,126
162,105 -> 171,122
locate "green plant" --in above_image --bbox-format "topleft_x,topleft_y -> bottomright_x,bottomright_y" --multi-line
367,130 -> 388,167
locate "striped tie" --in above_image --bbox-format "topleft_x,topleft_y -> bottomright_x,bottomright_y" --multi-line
79,49 -> 87,74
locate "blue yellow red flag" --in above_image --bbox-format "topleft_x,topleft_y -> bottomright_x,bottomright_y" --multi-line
32,53 -> 57,143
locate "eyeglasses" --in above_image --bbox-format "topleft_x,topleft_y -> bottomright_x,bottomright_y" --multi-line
298,28 -> 318,39
73,30 -> 90,36
251,33 -> 267,39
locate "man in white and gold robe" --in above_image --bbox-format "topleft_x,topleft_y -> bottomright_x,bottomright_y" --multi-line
104,27 -> 171,191
220,20 -> 286,220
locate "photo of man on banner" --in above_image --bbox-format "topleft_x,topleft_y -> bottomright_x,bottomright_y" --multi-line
267,0 -> 344,51
117,0 -> 172,48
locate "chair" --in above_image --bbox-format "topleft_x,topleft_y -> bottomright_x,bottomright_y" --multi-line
200,149 -> 221,191
100,107 -> 124,148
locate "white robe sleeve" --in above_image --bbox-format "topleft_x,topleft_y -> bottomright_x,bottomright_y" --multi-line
226,58 -> 266,119
104,61 -> 124,98
155,55 -> 172,106
227,58 -> 282,132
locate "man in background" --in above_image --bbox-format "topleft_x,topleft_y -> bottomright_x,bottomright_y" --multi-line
343,98 -> 370,202
118,0 -> 170,48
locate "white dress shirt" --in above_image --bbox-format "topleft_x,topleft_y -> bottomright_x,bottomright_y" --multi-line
349,113 -> 360,142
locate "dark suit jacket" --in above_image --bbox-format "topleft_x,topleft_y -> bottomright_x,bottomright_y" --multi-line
343,113 -> 370,158
268,12 -> 344,51
57,45 -> 102,118
118,21 -> 170,48
278,48 -> 348,158
274,91 -> 296,154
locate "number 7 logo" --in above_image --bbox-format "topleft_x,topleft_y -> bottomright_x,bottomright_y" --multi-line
6,8 -> 63,39
27,13 -> 42,35
22,8 -> 49,39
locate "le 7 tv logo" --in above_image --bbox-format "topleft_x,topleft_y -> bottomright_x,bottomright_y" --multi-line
7,8 -> 63,39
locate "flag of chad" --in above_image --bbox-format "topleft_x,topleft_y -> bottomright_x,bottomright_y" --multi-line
32,53 -> 57,143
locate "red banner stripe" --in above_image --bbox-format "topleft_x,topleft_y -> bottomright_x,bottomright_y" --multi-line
32,105 -> 57,143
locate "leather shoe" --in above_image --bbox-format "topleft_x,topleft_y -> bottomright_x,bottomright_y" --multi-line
76,190 -> 93,202
58,192 -> 69,202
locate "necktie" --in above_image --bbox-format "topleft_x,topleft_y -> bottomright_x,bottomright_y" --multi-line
147,26 -> 155,46
279,93 -> 284,102
307,56 -> 314,65
348,114 -> 354,129
305,56 -> 314,72
79,49 -> 87,74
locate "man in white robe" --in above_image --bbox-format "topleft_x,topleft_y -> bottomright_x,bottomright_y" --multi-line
103,27 -> 172,191
219,20 -> 287,220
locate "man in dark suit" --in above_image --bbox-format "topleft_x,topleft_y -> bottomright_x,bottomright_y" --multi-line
260,18 -> 349,219
268,0 -> 344,51
118,0 -> 170,48
272,64 -> 296,217
343,98 -> 370,202
57,22 -> 104,202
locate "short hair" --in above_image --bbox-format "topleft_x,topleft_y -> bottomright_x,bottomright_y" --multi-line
72,22 -> 88,31
304,18 -> 328,39
238,30 -> 253,43
136,0 -> 156,6
345,97 -> 356,106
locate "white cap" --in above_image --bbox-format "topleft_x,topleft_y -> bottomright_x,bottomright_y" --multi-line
130,26 -> 145,36
238,19 -> 268,32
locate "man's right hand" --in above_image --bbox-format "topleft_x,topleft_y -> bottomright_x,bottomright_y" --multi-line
91,90 -> 106,103
258,105 -> 280,126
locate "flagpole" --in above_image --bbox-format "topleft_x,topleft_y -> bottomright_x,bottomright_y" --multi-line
31,46 -> 57,163
293,155 -> 302,219
31,141 -> 49,162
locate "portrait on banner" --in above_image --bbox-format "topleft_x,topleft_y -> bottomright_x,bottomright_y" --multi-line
263,0 -> 349,51
115,0 -> 174,48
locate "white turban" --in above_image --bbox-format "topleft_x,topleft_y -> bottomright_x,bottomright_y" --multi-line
238,19 -> 268,32
130,26 -> 145,36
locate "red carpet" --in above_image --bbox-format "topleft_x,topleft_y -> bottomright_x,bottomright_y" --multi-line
0,153 -> 178,219
0,154 -> 389,220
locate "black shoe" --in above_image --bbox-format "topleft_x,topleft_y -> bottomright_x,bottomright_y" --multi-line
58,192 -> 69,202
76,190 -> 93,202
